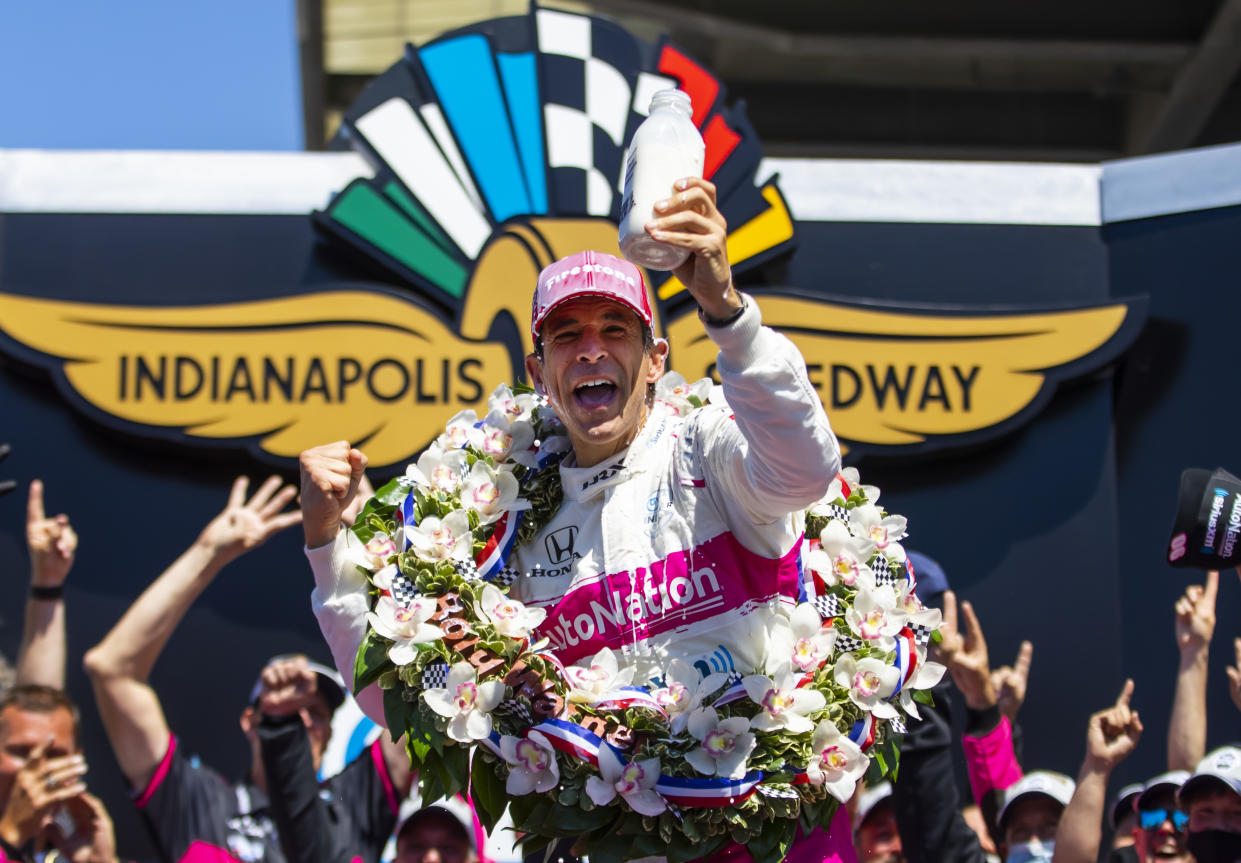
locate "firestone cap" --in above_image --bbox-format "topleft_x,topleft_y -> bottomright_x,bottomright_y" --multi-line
530,251 -> 654,343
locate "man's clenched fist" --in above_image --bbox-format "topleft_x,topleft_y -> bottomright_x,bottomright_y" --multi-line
299,442 -> 367,548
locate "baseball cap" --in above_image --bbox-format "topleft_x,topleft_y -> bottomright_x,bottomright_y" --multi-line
1166,467 -> 1241,570
248,655 -> 347,713
857,782 -> 893,826
1110,782 -> 1144,828
530,250 -> 654,342
998,771 -> 1076,828
1136,770 -> 1189,812
1180,745 -> 1241,804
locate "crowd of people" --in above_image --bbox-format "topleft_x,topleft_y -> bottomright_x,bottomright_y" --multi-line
1,177 -> 1238,863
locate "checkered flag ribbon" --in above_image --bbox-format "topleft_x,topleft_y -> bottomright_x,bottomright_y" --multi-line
501,698 -> 533,726
871,554 -> 896,586
724,670 -> 744,685
453,559 -> 480,581
421,659 -> 449,691
757,784 -> 800,800
834,633 -> 864,654
390,573 -> 418,608
824,504 -> 849,522
888,716 -> 907,735
912,623 -> 934,647
489,566 -> 520,588
812,594 -> 841,619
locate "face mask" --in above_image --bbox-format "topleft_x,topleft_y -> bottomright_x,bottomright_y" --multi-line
1187,829 -> 1241,863
1005,839 -> 1054,863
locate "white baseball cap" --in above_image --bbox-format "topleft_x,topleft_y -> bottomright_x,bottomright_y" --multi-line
1136,770 -> 1189,811
1180,746 -> 1241,804
1110,782 -> 1144,828
857,782 -> 893,826
998,771 -> 1076,828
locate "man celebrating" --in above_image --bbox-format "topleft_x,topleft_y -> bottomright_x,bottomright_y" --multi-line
302,178 -> 843,851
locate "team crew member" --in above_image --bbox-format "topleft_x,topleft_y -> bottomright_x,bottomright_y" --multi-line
300,177 -> 844,856
85,477 -> 411,863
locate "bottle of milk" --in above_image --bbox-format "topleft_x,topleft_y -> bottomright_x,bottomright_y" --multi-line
618,89 -> 705,271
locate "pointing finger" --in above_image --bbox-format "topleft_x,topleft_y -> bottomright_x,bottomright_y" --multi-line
960,600 -> 986,653
1013,640 -> 1033,681
27,479 -> 45,524
942,591 -> 958,638
1204,569 -> 1220,606
1115,678 -> 1135,709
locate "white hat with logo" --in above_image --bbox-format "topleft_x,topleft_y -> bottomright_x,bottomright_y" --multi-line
857,782 -> 893,826
1180,745 -> 1241,803
998,771 -> 1076,828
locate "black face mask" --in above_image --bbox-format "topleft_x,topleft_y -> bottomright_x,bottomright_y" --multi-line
1187,829 -> 1241,863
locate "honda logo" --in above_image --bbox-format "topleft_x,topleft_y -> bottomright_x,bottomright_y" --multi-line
544,526 -> 579,563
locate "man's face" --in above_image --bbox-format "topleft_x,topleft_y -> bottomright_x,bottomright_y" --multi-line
0,704 -> 76,809
240,690 -> 334,773
526,297 -> 665,467
1133,789 -> 1189,862
397,817 -> 475,863
1186,787 -> 1241,834
856,801 -> 904,863
1002,796 -> 1062,851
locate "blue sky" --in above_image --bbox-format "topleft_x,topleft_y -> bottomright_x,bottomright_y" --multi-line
0,1 -> 303,149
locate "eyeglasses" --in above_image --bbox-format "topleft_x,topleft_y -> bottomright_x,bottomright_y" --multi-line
1138,808 -> 1189,831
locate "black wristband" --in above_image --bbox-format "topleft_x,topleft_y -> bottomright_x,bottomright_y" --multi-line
29,584 -> 64,601
699,297 -> 746,328
964,703 -> 1003,737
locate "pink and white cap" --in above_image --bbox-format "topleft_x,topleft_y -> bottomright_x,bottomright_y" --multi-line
530,250 -> 654,342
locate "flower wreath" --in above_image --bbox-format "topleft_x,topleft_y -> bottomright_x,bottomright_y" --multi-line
347,379 -> 944,863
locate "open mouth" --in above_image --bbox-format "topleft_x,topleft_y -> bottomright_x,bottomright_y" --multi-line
573,377 -> 619,410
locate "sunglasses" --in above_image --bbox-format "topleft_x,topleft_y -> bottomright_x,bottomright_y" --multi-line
1138,808 -> 1189,831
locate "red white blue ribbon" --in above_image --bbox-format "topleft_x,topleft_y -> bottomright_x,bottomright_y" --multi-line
594,686 -> 666,714
890,628 -> 919,696
849,712 -> 876,751
398,490 -> 418,551
475,508 -> 523,578
655,771 -> 764,808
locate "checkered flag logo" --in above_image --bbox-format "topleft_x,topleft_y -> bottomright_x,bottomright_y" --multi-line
834,633 -> 864,654
912,624 -> 934,647
825,504 -> 849,522
871,555 -> 896,586
757,784 -> 801,799
453,559 -> 480,581
390,573 -> 418,607
812,594 -> 841,619
421,659 -> 449,691
501,698 -> 533,726
488,566 -> 520,588
724,670 -> 744,685
888,716 -> 907,735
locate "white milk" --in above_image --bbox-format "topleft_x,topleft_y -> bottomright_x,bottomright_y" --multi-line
618,89 -> 705,271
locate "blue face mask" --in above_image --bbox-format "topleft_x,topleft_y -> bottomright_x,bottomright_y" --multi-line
1006,839 -> 1055,863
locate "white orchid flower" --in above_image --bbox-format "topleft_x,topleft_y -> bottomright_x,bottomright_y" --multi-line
346,534 -> 397,573
437,410 -> 480,451
707,384 -> 730,409
845,585 -> 908,650
804,720 -> 868,802
896,581 -> 943,631
809,468 -> 862,516
770,603 -> 836,674
535,433 -> 572,467
684,707 -> 756,779
476,409 -> 536,467
654,372 -> 712,417
488,383 -> 538,425
460,461 -> 523,525
897,647 -> 947,720
834,654 -> 900,719
408,510 -> 473,562
848,504 -> 908,562
651,659 -> 729,734
585,756 -> 666,816
422,661 -> 504,743
366,594 -> 441,666
406,447 -> 469,496
565,648 -> 634,704
742,669 -> 826,734
806,520 -> 876,590
499,730 -> 559,794
475,584 -> 546,639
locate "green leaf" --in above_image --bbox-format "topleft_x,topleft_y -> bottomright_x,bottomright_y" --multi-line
912,688 -> 935,705
354,629 -> 392,694
382,687 -> 414,746
470,756 -> 507,834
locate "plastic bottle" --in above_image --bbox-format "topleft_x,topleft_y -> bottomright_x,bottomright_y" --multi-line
618,89 -> 705,271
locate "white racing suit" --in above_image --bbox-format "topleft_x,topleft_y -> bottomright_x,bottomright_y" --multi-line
307,296 -> 848,858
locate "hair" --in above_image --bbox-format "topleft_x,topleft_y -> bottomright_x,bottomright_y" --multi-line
0,684 -> 80,743
397,806 -> 472,847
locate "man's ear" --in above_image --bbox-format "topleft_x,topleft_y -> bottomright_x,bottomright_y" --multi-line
646,338 -> 669,383
524,353 -> 545,396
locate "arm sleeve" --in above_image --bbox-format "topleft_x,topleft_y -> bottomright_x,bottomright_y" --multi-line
307,533 -> 385,725
329,739 -> 401,863
700,295 -> 841,522
962,707 -> 1023,847
132,733 -> 234,862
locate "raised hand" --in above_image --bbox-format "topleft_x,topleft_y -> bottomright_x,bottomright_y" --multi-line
991,640 -> 1034,722
0,739 -> 87,847
339,472 -> 376,529
1175,570 -> 1218,653
299,441 -> 368,548
937,590 -> 996,710
26,480 -> 78,588
1084,679 -> 1142,771
47,792 -> 118,863
257,656 -> 320,718
647,178 -> 738,321
196,476 -> 302,566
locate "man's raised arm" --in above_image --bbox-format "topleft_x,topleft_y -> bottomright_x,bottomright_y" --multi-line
84,476 -> 300,790
16,480 -> 78,689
